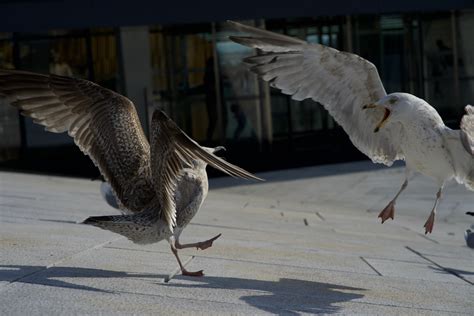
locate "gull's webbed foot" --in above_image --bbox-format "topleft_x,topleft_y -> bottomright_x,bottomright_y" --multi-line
423,211 -> 436,234
378,201 -> 395,224
196,233 -> 222,250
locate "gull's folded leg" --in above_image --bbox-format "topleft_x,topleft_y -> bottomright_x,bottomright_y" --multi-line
168,238 -> 204,277
175,233 -> 222,250
424,187 -> 443,234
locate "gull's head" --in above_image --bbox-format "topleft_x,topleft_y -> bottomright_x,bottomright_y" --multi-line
362,93 -> 414,133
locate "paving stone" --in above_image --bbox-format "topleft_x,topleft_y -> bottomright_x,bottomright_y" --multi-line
1,161 -> 473,315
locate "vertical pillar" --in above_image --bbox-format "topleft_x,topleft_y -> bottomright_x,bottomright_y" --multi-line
345,15 -> 353,53
118,26 -> 153,137
451,10 -> 460,111
258,19 -> 273,149
211,22 -> 224,143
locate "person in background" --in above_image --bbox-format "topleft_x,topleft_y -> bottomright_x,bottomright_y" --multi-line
49,49 -> 73,77
0,51 -> 14,69
230,103 -> 246,140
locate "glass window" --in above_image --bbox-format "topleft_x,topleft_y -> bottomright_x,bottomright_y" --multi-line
150,25 -> 214,142
91,33 -> 119,90
216,21 -> 262,144
0,38 -> 20,161
266,19 -> 343,140
0,40 -> 14,69
17,36 -> 88,77
458,11 -> 474,114
16,33 -> 90,147
421,13 -> 457,119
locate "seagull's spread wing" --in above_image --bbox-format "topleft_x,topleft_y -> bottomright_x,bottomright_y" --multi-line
461,105 -> 474,156
443,105 -> 474,191
0,69 -> 155,212
229,21 -> 404,165
150,110 -> 262,231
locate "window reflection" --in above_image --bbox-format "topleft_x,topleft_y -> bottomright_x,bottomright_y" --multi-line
421,14 -> 456,118
216,23 -> 261,144
0,37 -> 19,161
266,18 -> 343,148
91,33 -> 118,89
150,26 -> 214,142
458,11 -> 474,112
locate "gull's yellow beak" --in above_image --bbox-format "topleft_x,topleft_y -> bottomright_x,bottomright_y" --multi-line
374,108 -> 391,133
362,103 -> 391,133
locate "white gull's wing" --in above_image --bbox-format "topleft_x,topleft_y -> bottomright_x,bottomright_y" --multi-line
461,105 -> 474,156
443,105 -> 474,191
229,21 -> 404,166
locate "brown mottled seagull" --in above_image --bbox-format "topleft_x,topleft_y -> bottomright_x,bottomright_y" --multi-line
229,21 -> 474,234
0,69 -> 262,276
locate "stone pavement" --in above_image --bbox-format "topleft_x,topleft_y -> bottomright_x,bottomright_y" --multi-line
0,161 -> 473,315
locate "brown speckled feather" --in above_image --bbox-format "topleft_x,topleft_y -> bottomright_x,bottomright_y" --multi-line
0,69 -> 155,213
150,111 -> 262,231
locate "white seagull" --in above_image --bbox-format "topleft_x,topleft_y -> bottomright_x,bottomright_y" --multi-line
229,21 -> 474,233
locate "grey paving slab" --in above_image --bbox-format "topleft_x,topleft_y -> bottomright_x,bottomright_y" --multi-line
1,161 -> 473,315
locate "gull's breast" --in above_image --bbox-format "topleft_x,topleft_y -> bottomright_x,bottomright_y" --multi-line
401,122 -> 455,182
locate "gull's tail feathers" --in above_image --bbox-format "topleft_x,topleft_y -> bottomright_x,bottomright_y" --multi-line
82,213 -> 169,244
460,105 -> 474,156
465,165 -> 474,191
443,126 -> 474,191
459,105 -> 474,190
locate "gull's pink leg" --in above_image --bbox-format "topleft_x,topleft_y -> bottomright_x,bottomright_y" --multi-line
423,212 -> 436,234
175,233 -> 222,250
167,234 -> 222,277
169,244 -> 204,277
424,187 -> 442,234
379,178 -> 408,223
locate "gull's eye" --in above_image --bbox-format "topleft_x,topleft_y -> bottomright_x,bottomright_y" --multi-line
389,98 -> 398,105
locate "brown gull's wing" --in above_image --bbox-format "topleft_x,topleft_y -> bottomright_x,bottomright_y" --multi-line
150,110 -> 262,231
0,69 -> 155,213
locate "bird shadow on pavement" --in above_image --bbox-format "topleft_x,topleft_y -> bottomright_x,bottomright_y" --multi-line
0,264 -> 166,294
163,275 -> 366,315
1,265 -> 366,314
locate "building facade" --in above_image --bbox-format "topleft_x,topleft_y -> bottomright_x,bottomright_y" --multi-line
1,3 -> 473,175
